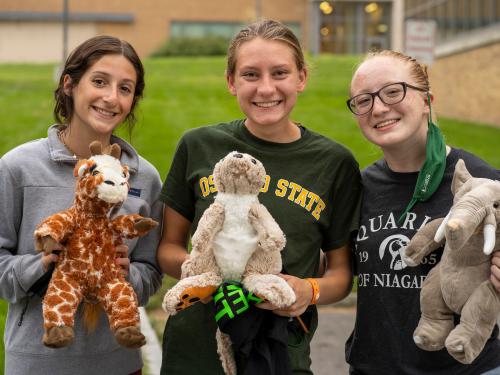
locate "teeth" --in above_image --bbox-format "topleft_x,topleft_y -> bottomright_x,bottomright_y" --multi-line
255,100 -> 280,108
94,106 -> 115,116
375,119 -> 398,129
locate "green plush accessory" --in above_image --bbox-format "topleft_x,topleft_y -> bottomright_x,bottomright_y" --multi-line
214,281 -> 263,324
398,95 -> 446,223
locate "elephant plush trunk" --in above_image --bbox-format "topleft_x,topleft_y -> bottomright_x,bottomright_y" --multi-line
445,201 -> 487,251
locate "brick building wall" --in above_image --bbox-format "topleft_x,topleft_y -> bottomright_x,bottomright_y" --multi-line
430,41 -> 500,127
0,0 -> 307,60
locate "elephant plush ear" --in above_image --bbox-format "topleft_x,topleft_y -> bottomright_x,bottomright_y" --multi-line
451,159 -> 472,195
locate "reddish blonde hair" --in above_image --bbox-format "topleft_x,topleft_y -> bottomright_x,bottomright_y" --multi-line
357,50 -> 430,92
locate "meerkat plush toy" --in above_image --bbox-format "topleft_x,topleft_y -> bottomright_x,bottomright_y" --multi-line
34,141 -> 158,349
163,151 -> 296,375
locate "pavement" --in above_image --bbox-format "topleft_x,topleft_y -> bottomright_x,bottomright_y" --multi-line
311,307 -> 355,375
311,297 -> 356,375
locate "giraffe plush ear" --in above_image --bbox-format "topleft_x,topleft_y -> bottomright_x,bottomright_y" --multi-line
74,159 -> 90,177
122,165 -> 130,178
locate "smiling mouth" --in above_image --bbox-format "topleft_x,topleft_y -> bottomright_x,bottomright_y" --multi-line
253,100 -> 282,108
92,106 -> 117,117
374,119 -> 399,129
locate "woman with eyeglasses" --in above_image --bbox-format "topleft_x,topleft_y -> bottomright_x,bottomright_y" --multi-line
344,50 -> 500,374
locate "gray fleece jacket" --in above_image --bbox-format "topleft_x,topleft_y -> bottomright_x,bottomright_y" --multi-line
0,125 -> 163,375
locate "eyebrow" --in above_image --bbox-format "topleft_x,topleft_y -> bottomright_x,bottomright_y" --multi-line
354,81 -> 400,95
90,70 -> 136,84
239,63 -> 291,71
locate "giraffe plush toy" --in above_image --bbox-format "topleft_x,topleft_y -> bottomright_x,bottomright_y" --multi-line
34,141 -> 158,349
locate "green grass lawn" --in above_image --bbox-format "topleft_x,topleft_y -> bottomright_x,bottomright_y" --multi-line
1,55 -> 499,363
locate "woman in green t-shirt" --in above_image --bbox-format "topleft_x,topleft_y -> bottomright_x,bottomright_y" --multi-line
157,19 -> 361,374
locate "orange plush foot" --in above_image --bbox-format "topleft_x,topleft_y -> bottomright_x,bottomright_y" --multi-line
175,285 -> 217,312
43,325 -> 74,348
115,326 -> 146,349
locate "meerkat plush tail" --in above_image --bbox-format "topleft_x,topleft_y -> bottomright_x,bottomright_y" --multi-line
216,328 -> 236,375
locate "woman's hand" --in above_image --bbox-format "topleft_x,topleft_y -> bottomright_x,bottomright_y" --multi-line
40,239 -> 64,271
491,250 -> 500,292
41,252 -> 59,272
115,244 -> 130,277
256,274 -> 313,317
257,243 -> 353,316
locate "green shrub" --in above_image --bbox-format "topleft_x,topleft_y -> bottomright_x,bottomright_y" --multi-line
151,36 -> 229,57
0,299 -> 6,370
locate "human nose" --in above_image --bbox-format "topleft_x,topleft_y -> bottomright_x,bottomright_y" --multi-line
257,74 -> 275,95
371,94 -> 390,115
103,85 -> 119,103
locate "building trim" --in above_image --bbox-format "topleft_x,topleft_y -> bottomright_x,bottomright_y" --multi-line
0,11 -> 133,23
435,23 -> 500,58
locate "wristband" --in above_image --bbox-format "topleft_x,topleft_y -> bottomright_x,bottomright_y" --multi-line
306,278 -> 320,305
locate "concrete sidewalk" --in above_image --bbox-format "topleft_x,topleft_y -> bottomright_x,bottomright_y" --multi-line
311,301 -> 356,375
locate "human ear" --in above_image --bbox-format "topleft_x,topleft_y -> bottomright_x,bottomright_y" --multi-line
226,74 -> 237,96
63,74 -> 73,96
297,68 -> 308,93
423,92 -> 434,114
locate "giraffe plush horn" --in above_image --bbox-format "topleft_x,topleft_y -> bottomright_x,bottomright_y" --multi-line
102,143 -> 121,160
89,141 -> 103,156
109,144 -> 121,160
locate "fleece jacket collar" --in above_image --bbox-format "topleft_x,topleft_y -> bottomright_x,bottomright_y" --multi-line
47,124 -> 140,174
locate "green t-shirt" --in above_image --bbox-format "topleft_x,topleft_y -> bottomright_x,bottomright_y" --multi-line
160,120 -> 361,374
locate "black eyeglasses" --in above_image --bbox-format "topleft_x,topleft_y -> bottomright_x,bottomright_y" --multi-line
347,82 -> 427,116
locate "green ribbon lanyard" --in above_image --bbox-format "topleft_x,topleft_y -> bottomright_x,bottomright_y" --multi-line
398,94 -> 446,224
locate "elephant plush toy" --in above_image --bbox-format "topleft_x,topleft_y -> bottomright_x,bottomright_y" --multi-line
403,159 -> 500,364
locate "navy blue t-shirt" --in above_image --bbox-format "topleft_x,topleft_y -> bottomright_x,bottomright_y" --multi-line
346,148 -> 500,375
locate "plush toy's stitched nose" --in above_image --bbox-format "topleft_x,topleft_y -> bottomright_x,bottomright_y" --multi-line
104,180 -> 115,186
233,153 -> 243,158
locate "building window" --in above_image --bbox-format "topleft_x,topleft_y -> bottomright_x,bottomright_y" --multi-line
319,1 -> 392,54
170,20 -> 301,40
